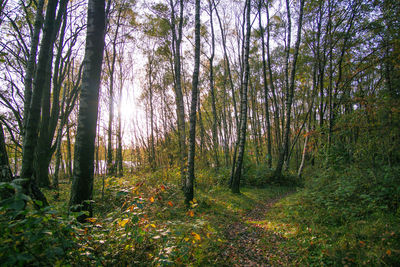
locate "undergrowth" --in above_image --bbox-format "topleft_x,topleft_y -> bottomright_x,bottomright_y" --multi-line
264,164 -> 400,266
0,168 -> 293,266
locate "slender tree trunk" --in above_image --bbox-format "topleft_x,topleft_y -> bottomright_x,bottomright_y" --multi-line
0,123 -> 13,199
34,0 -> 68,188
69,0 -> 106,219
265,2 -> 281,151
20,0 -> 61,206
231,0 -> 251,194
0,123 -> 12,183
197,93 -> 206,164
274,0 -> 305,178
213,0 -> 239,127
209,0 -> 219,168
106,68 -> 114,175
169,0 -> 187,188
185,0 -> 201,205
52,129 -> 62,197
298,120 -> 310,178
66,122 -> 72,178
258,0 -> 272,168
105,7 -> 123,176
23,0 -> 45,138
222,78 -> 230,166
147,55 -> 156,170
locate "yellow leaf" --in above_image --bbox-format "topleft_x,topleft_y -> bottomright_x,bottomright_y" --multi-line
206,232 -> 211,238
192,198 -> 197,203
191,232 -> 201,241
145,223 -> 156,229
86,217 -> 97,223
188,210 -> 194,217
119,218 -> 130,227
149,197 -> 154,203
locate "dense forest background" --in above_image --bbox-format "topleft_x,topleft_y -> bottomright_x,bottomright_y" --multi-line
0,0 -> 399,265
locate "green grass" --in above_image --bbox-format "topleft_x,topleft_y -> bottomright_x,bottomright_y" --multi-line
262,185 -> 400,266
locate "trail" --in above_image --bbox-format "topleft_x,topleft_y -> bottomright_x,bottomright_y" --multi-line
219,192 -> 294,266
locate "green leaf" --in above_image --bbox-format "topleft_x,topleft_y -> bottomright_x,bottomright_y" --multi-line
10,199 -> 25,211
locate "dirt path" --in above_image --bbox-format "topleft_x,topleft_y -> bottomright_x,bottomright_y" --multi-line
219,192 -> 294,266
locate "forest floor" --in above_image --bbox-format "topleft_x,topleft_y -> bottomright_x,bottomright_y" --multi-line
219,191 -> 295,266
27,169 -> 399,266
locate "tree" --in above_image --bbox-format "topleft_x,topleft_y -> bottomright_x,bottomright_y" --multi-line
274,0 -> 305,178
34,0 -> 69,188
208,0 -> 219,168
69,0 -> 106,218
19,0 -> 61,205
258,0 -> 272,168
23,0 -> 45,136
231,0 -> 251,194
169,0 -> 187,188
184,0 -> 201,204
105,2 -> 124,176
0,122 -> 12,183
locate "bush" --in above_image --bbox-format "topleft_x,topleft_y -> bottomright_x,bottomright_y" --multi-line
0,182 -> 79,266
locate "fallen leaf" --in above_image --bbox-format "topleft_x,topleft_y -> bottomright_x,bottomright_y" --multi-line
86,217 -> 97,223
191,232 -> 201,241
119,218 -> 130,227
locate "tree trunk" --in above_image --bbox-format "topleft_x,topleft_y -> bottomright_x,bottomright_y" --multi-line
274,0 -> 305,178
208,0 -> 219,168
258,0 -> 272,168
169,0 -> 187,188
185,0 -> 201,205
23,0 -> 45,138
0,123 -> 12,183
265,1 -> 281,152
66,121 -> 73,178
69,0 -> 106,219
298,121 -> 310,178
34,0 -> 68,188
20,0 -> 61,206
231,0 -> 251,194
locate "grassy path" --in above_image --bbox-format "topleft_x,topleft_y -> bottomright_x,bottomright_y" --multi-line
220,193 -> 292,266
216,191 -> 295,266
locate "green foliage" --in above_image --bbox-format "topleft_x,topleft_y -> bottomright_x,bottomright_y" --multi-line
0,182 -> 79,266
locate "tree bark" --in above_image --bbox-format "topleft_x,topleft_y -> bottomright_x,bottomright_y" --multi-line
23,0 -> 45,138
69,0 -> 106,219
274,0 -> 305,178
208,0 -> 219,168
231,0 -> 251,194
19,0 -> 61,205
185,0 -> 201,205
169,0 -> 187,188
258,0 -> 272,168
0,123 -> 12,183
34,0 -> 69,188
